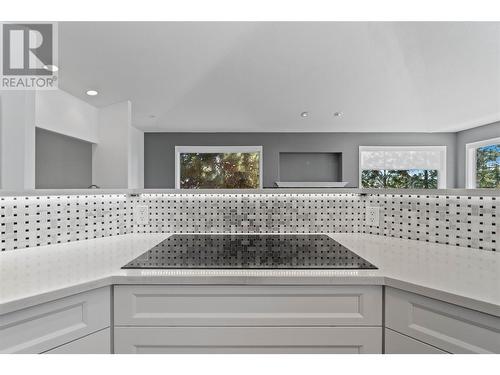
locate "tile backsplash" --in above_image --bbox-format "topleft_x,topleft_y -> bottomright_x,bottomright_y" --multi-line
0,193 -> 497,252
363,194 -> 498,251
0,194 -> 133,251
133,194 -> 363,235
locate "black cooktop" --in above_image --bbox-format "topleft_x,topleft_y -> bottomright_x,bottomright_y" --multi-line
122,234 -> 377,270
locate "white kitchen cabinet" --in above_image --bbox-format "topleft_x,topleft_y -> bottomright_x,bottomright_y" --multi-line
4,282 -> 496,354
115,326 -> 382,354
44,328 -> 111,354
114,285 -> 382,327
113,285 -> 382,354
385,328 -> 447,354
0,287 -> 110,354
385,287 -> 500,354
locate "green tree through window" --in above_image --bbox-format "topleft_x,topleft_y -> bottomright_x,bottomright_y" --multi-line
361,169 -> 438,188
180,152 -> 260,189
476,144 -> 500,188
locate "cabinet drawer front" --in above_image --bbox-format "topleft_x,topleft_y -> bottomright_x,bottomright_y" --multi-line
385,287 -> 500,354
115,326 -> 382,354
114,285 -> 382,326
0,287 -> 110,354
385,328 -> 447,354
44,328 -> 111,354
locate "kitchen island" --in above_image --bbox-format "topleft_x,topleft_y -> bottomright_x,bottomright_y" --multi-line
1,233 -> 499,354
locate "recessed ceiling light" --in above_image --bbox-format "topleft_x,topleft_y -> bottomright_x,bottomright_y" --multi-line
43,65 -> 58,72
333,112 -> 343,117
86,90 -> 98,96
300,111 -> 309,118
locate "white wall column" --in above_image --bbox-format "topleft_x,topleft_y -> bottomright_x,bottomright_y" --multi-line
128,125 -> 144,189
92,101 -> 130,188
0,91 -> 36,190
92,100 -> 144,189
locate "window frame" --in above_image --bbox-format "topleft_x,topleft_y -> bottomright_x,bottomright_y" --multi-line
174,145 -> 264,189
358,145 -> 447,189
465,137 -> 500,189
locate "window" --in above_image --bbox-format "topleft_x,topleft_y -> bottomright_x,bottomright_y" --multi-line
359,146 -> 447,189
466,137 -> 500,188
175,146 -> 263,189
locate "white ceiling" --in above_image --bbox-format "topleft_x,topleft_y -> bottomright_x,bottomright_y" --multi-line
58,22 -> 500,132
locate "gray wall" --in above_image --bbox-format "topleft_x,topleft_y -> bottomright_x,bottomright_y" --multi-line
144,132 -> 457,188
35,127 -> 92,189
456,122 -> 500,188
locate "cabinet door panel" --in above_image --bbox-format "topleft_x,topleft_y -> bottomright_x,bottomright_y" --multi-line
385,287 -> 500,354
114,285 -> 382,326
45,328 -> 111,354
115,327 -> 382,354
385,329 -> 447,354
0,287 -> 110,354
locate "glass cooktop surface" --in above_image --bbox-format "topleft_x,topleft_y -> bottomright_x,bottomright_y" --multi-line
122,234 -> 377,270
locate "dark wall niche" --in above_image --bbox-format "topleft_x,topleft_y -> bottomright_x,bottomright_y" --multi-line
279,152 -> 343,182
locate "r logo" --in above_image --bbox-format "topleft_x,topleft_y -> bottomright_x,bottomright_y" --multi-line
2,23 -> 53,76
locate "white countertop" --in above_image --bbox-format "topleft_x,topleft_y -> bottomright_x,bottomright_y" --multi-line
1,233 -> 499,316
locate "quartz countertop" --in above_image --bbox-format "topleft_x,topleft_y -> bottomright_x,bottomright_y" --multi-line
1,233 -> 499,316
